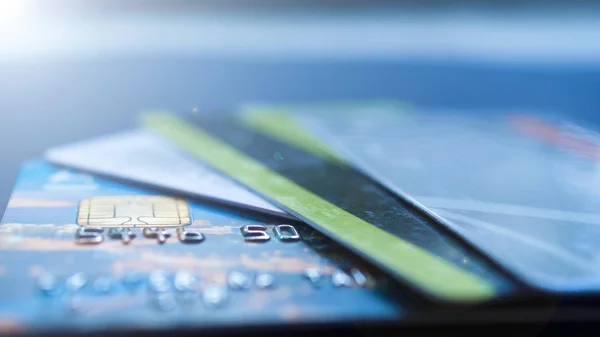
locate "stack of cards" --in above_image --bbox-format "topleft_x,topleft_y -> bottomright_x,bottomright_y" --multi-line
4,101 -> 600,334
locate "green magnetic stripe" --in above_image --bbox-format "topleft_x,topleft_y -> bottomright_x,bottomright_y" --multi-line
239,100 -> 411,163
239,109 -> 344,163
142,111 -> 497,302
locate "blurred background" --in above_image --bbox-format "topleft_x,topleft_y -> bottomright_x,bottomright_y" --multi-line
1,0 -> 600,213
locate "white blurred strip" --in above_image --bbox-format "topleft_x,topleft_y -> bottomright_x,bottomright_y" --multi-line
419,196 -> 600,225
2,7 -> 600,64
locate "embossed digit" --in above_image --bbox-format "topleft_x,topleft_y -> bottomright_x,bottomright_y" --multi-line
177,227 -> 205,244
75,227 -> 104,245
240,225 -> 270,242
273,224 -> 300,242
108,228 -> 136,244
143,227 -> 171,244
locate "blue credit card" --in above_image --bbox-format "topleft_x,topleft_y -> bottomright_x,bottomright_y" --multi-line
0,160 -> 402,334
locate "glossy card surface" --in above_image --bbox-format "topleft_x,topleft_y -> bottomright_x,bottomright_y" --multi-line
0,161 -> 402,335
297,107 -> 600,293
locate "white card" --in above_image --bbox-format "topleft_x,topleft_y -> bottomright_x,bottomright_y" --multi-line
45,129 -> 289,218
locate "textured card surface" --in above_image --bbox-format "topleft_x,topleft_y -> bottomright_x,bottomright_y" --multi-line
0,161 -> 402,334
297,107 -> 600,293
45,129 -> 288,218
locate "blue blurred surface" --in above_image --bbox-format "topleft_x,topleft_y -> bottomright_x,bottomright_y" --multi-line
2,57 -> 599,214
1,5 -> 600,214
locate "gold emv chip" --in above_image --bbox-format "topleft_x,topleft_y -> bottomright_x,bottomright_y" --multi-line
77,196 -> 191,228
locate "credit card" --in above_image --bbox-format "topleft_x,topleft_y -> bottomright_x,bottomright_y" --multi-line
45,129 -> 289,218
0,160 -> 403,334
296,107 -> 600,294
142,110 -> 516,304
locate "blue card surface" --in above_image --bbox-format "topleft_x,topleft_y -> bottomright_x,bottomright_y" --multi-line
0,161 -> 401,334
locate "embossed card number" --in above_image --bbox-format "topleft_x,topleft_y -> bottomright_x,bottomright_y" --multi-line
240,224 -> 301,243
75,226 -> 206,245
